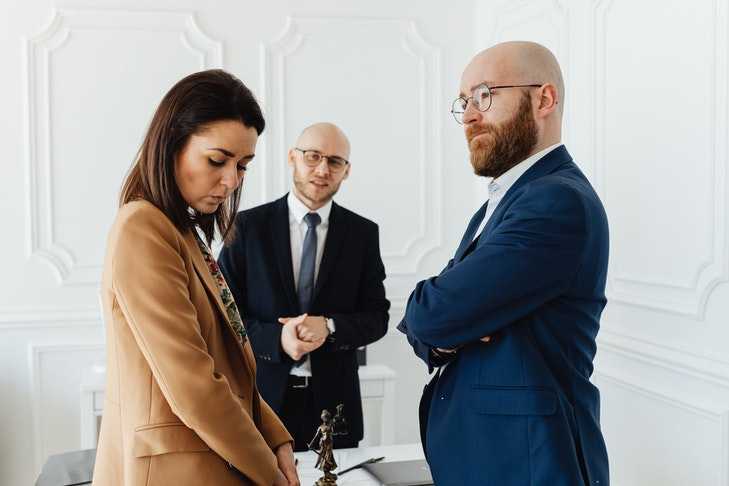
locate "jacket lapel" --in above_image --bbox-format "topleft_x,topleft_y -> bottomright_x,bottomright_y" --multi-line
184,230 -> 258,384
183,231 -> 231,327
454,200 -> 488,262
474,145 -> 575,246
313,202 -> 348,302
270,196 -> 299,311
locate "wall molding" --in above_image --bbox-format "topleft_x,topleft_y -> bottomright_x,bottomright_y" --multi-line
28,342 -> 105,475
596,327 -> 729,484
598,327 -> 729,387
0,307 -> 101,329
593,0 -> 729,318
260,16 -> 443,276
24,8 -> 222,287
594,369 -> 729,486
595,369 -> 729,420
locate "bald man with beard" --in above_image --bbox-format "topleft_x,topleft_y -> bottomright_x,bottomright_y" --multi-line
219,123 -> 390,451
398,42 -> 610,485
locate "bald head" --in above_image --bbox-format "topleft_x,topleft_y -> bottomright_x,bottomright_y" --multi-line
459,42 -> 564,177
295,122 -> 351,159
288,122 -> 351,210
463,41 -> 564,117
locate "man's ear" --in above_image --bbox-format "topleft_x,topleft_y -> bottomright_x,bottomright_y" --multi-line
342,164 -> 351,180
287,148 -> 296,168
536,83 -> 559,117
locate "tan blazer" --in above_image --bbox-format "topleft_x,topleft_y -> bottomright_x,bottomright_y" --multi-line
92,200 -> 292,486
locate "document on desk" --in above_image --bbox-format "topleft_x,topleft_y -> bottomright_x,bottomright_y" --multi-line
363,459 -> 434,486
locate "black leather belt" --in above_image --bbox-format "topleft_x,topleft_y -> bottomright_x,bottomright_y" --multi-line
288,375 -> 310,389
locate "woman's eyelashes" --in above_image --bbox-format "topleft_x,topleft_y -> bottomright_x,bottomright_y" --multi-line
208,157 -> 225,166
208,156 -> 248,172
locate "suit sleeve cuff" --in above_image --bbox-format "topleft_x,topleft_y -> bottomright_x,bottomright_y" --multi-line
430,348 -> 457,367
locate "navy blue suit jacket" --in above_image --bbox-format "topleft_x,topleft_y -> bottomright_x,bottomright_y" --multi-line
399,146 -> 609,485
218,195 -> 390,442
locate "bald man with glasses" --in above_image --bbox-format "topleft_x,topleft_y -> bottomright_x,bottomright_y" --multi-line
219,122 -> 390,451
398,41 -> 610,485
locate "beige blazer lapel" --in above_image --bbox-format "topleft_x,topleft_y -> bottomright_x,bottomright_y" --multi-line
183,231 -> 230,325
182,231 -> 258,381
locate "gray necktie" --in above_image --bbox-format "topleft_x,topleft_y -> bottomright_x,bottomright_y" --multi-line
297,212 -> 321,314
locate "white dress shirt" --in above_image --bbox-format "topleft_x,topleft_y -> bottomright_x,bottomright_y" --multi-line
473,143 -> 563,241
287,191 -> 335,377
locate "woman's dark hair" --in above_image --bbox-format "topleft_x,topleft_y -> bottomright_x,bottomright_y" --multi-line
120,69 -> 264,245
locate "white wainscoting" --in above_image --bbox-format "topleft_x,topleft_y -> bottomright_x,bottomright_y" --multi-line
25,9 -> 222,287
595,329 -> 729,486
260,16 -> 443,277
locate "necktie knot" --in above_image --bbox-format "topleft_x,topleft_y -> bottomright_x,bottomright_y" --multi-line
304,212 -> 321,228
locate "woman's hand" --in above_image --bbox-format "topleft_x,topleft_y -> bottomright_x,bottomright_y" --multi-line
273,469 -> 289,486
274,442 -> 300,486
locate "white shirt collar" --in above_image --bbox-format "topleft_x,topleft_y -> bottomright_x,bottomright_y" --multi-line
488,143 -> 563,199
287,191 -> 332,226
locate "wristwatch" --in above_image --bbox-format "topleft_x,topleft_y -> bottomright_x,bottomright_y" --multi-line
325,317 -> 336,335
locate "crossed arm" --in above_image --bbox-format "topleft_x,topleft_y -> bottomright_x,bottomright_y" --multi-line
399,183 -> 587,368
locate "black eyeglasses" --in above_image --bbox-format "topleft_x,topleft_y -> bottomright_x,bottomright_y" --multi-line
451,83 -> 543,124
294,148 -> 350,172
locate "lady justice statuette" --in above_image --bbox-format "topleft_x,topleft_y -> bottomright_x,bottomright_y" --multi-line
307,404 -> 349,486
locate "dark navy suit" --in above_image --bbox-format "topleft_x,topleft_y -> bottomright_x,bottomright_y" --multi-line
218,196 -> 390,445
399,146 -> 610,485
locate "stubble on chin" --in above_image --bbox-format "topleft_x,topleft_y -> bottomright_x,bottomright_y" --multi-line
294,180 -> 338,207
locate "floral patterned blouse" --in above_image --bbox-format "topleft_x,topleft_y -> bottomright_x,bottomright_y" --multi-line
194,233 -> 247,343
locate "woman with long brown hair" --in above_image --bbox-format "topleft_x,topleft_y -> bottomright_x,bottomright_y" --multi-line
92,69 -> 298,486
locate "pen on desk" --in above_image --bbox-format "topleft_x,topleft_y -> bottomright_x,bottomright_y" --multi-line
337,456 -> 385,476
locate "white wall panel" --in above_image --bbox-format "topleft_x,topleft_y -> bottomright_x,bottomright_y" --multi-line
26,9 -> 222,287
29,343 -> 105,473
595,0 -> 729,318
596,328 -> 729,485
261,16 -> 443,278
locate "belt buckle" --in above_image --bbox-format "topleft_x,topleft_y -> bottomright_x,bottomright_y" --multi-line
292,376 -> 309,389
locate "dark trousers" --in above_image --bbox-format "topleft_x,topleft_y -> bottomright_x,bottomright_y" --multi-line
280,375 -> 359,452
